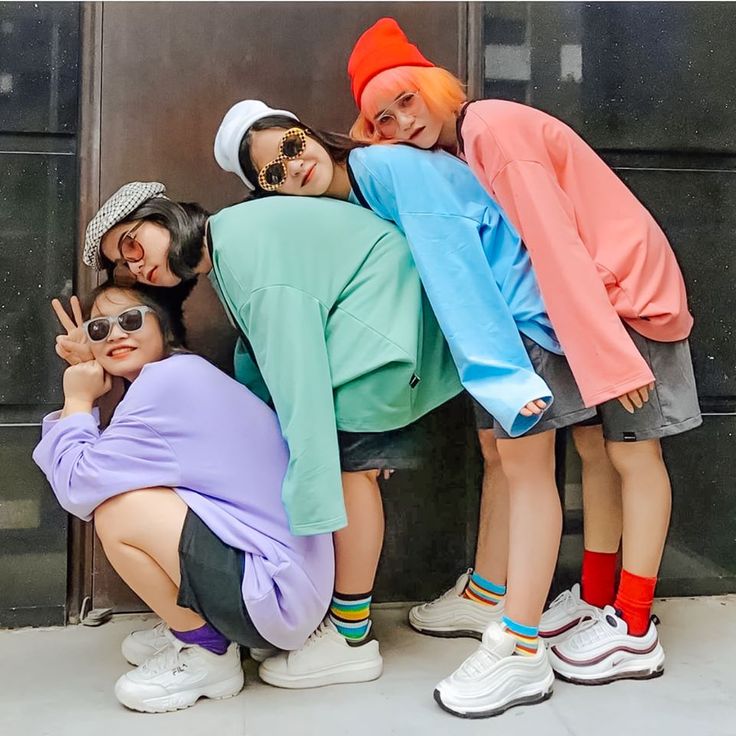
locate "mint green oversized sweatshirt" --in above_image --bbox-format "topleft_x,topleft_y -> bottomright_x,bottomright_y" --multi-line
208,196 -> 462,536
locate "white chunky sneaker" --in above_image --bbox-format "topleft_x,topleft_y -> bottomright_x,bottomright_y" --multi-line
548,605 -> 664,685
409,569 -> 505,639
539,584 -> 599,645
258,618 -> 383,689
434,622 -> 554,719
114,633 -> 244,713
121,620 -> 173,666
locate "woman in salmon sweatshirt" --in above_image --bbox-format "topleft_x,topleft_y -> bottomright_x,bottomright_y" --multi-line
347,17 -> 701,716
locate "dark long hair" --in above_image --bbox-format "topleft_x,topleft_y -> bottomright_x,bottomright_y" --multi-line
238,115 -> 365,198
99,197 -> 210,283
81,280 -> 190,355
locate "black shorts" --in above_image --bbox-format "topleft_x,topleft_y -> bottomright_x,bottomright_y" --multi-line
177,509 -> 272,648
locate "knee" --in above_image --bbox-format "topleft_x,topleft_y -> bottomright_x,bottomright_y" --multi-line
94,495 -> 127,546
572,425 -> 608,465
93,488 -> 169,545
496,432 -> 556,482
478,430 -> 501,471
605,438 -> 663,476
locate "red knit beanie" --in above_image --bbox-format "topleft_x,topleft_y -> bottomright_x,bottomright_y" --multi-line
348,18 -> 435,107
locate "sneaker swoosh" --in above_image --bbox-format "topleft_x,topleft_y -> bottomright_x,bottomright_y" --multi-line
551,639 -> 659,667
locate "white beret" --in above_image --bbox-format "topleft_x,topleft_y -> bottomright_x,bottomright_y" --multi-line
213,99 -> 298,189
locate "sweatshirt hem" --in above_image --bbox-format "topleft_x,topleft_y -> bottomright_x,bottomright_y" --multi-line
290,515 -> 347,536
582,371 -> 657,408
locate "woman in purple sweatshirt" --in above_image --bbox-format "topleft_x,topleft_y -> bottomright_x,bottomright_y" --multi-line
33,281 -> 334,713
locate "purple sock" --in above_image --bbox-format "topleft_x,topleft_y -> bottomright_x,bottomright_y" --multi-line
172,623 -> 229,655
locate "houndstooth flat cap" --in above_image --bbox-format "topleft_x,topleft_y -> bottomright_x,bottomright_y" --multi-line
83,181 -> 167,269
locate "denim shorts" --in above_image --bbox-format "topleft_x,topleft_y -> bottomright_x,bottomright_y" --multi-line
336,406 -> 444,472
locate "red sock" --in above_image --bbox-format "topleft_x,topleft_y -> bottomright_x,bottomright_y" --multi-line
580,550 -> 618,608
614,569 -> 657,636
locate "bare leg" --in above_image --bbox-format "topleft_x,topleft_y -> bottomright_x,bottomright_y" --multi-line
473,430 -> 509,585
94,488 -> 205,631
572,425 -> 622,553
606,439 -> 671,577
496,430 -> 561,626
333,470 -> 384,593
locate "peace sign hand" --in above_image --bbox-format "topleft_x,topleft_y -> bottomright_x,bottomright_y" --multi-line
52,296 -> 94,365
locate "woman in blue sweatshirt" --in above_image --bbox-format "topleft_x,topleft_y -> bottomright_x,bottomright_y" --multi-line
215,100 -> 598,715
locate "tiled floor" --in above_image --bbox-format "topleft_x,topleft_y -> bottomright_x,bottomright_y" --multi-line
1,596 -> 734,736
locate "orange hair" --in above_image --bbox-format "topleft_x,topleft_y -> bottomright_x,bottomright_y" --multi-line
350,65 -> 467,144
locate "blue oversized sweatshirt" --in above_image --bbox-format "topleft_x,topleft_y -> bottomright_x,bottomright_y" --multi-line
347,144 -> 561,437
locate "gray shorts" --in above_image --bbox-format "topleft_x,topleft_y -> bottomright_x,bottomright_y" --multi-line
578,327 -> 702,442
473,334 -> 596,439
474,328 -> 702,442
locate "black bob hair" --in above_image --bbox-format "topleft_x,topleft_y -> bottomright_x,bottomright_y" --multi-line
99,197 -> 210,283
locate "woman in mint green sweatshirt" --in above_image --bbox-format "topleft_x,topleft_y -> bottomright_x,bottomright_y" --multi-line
64,178 -> 462,690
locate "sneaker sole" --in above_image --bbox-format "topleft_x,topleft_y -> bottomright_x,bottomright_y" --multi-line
408,623 -> 483,640
554,664 -> 665,686
432,682 -> 553,719
115,673 -> 244,713
258,659 -> 383,689
550,641 -> 665,686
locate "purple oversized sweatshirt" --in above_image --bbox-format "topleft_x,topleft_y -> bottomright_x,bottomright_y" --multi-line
32,354 -> 334,650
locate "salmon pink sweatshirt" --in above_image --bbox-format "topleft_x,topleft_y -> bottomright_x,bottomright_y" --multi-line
460,100 -> 693,407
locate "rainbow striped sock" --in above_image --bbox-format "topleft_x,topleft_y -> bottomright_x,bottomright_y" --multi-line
462,570 -> 506,607
329,592 -> 372,643
502,616 -> 539,656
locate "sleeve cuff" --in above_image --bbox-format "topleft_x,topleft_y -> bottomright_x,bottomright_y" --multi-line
41,408 -> 101,435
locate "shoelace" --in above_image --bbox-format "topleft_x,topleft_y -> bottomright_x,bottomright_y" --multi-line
425,572 -> 472,609
302,621 -> 332,650
457,643 -> 502,679
139,631 -> 186,675
547,588 -> 576,612
148,620 -> 168,639
426,586 -> 460,609
570,608 -> 616,647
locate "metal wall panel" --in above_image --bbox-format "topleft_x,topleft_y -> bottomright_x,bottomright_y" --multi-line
484,1 -> 736,595
0,0 -> 80,628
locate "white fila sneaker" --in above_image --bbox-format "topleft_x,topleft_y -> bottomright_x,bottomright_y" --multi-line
539,584 -> 599,645
548,605 -> 664,685
409,569 -> 504,639
433,623 -> 554,719
258,618 -> 383,689
121,620 -> 173,666
114,635 -> 244,713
